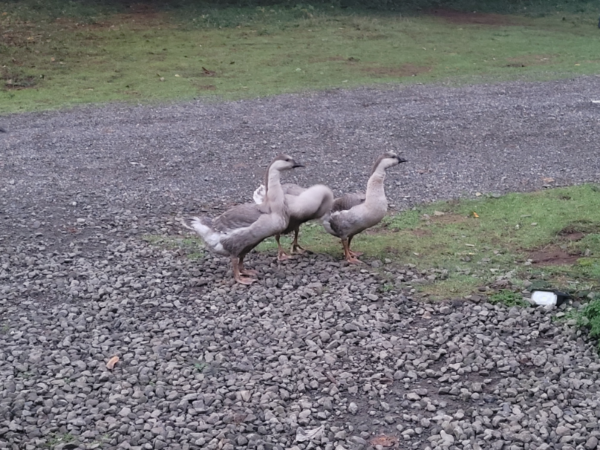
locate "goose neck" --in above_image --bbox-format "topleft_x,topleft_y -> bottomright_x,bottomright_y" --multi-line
265,169 -> 285,210
365,170 -> 386,203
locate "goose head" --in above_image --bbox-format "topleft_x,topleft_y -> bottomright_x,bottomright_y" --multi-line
371,152 -> 407,174
269,154 -> 304,172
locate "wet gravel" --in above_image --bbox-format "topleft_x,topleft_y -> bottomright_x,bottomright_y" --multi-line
1,77 -> 600,450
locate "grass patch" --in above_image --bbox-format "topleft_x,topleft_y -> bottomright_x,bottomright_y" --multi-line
1,1 -> 600,113
156,186 -> 598,302
576,297 -> 600,351
45,433 -> 76,449
256,184 -> 600,299
488,289 -> 529,307
192,360 -> 208,372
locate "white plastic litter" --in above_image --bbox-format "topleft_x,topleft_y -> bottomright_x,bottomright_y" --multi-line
531,290 -> 558,306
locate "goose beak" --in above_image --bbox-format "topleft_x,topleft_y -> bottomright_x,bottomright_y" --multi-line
292,161 -> 305,168
396,156 -> 408,163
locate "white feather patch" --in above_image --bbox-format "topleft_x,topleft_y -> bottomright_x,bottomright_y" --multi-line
253,184 -> 266,204
190,217 -> 224,253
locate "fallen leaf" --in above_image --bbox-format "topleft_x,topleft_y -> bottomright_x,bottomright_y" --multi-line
106,356 -> 120,370
542,177 -> 555,184
471,211 -> 479,218
433,210 -> 445,216
370,435 -> 399,447
475,192 -> 482,197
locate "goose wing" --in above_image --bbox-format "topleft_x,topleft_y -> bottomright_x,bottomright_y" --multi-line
212,203 -> 267,233
331,192 -> 365,212
322,192 -> 365,237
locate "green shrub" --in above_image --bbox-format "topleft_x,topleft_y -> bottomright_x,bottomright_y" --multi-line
577,298 -> 600,351
488,290 -> 529,308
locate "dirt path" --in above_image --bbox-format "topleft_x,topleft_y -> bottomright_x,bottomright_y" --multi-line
1,76 -> 600,242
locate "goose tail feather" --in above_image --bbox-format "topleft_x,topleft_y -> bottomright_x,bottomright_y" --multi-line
181,216 -> 225,254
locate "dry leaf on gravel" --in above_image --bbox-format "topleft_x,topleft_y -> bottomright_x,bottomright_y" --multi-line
370,435 -> 399,447
106,356 -> 120,370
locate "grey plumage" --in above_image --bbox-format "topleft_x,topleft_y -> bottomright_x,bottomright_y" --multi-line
281,183 -> 306,197
192,202 -> 279,257
280,183 -> 332,234
206,203 -> 267,234
331,192 -> 366,214
182,154 -> 303,284
253,181 -> 334,260
322,153 -> 407,262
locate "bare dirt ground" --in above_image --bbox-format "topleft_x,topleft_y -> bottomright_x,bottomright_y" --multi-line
1,77 -> 600,450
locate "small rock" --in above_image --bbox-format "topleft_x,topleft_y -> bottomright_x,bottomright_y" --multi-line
585,436 -> 598,449
348,402 -> 358,415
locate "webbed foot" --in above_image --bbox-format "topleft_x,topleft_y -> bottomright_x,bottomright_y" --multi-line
235,275 -> 256,285
241,269 -> 259,277
277,251 -> 291,261
346,256 -> 363,264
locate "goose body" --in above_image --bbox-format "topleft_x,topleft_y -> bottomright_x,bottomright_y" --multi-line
183,154 -> 303,284
254,182 -> 334,260
322,153 -> 407,263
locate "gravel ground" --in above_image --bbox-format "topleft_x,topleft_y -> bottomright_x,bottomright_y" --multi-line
1,77 -> 600,450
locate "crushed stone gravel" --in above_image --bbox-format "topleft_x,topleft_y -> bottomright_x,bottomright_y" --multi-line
1,77 -> 600,450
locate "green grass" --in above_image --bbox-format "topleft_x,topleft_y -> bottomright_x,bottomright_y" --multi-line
2,1 -> 600,113
576,297 -> 600,351
150,184 -> 600,343
488,289 -> 529,307
255,184 -> 600,298
161,185 -> 600,300
46,433 -> 76,449
193,360 -> 208,372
